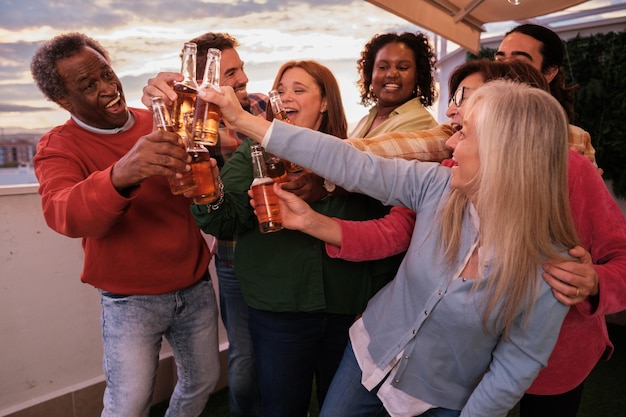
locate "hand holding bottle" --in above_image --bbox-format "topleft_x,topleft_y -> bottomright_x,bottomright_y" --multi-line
141,72 -> 184,109
250,144 -> 283,233
197,86 -> 270,143
151,96 -> 197,195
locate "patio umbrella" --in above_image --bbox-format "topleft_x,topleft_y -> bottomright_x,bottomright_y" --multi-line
366,0 -> 590,53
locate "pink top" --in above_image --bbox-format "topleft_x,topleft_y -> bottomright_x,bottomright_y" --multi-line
327,150 -> 626,394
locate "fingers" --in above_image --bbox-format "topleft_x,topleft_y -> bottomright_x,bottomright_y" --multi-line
134,133 -> 191,172
548,286 -> 582,307
542,246 -> 599,306
142,72 -> 182,108
197,86 -> 241,123
568,245 -> 592,264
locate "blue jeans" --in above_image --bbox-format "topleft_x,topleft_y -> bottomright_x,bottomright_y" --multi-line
100,277 -> 220,417
215,256 -> 262,417
320,343 -> 460,417
248,308 -> 355,417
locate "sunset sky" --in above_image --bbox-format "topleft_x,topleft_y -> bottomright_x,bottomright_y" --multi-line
0,0 -> 622,134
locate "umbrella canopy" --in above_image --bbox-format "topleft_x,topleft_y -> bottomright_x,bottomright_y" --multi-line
366,0 -> 589,53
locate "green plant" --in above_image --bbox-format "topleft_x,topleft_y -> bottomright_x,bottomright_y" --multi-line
565,30 -> 626,197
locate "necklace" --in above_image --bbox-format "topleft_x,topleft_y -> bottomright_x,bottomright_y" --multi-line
376,113 -> 390,120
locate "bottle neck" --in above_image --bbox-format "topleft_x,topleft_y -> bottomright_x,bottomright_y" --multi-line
250,146 -> 269,179
200,50 -> 221,90
268,90 -> 284,113
151,97 -> 173,131
179,47 -> 198,89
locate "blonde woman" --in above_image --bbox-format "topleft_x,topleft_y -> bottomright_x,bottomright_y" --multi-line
199,79 -> 579,416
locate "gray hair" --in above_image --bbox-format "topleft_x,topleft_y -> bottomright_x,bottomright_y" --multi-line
30,32 -> 110,104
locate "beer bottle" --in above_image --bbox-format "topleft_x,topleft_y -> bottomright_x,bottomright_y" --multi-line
151,96 -> 197,195
250,144 -> 283,233
191,48 -> 222,146
188,143 -> 219,205
268,89 -> 302,173
170,42 -> 199,140
268,89 -> 294,124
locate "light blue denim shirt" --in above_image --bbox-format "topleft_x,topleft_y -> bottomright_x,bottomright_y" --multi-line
263,121 -> 570,417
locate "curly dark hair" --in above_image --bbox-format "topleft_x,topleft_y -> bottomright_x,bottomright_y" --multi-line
357,31 -> 437,107
30,32 -> 110,105
187,32 -> 239,76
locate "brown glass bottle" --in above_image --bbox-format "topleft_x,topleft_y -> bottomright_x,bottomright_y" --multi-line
267,89 -> 303,173
191,48 -> 222,146
250,144 -> 283,233
189,145 -> 218,204
151,96 -> 197,195
170,42 -> 199,139
268,89 -> 294,124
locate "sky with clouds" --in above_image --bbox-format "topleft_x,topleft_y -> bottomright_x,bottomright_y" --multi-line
0,0 -> 432,133
0,0 -> 623,134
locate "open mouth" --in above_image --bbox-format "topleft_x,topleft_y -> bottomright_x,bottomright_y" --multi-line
383,83 -> 400,90
283,108 -> 298,121
105,92 -> 122,109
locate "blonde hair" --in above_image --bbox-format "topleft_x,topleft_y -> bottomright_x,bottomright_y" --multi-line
439,80 -> 579,337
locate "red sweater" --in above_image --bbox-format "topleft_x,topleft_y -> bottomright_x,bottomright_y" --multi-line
328,150 -> 626,394
33,109 -> 210,295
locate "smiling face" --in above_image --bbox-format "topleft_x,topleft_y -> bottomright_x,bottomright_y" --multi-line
370,41 -> 417,111
55,47 -> 128,129
219,47 -> 250,109
444,72 -> 484,179
445,71 -> 484,132
450,114 -> 480,193
275,67 -> 327,130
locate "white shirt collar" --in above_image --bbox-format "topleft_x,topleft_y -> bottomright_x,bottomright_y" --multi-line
72,110 -> 134,134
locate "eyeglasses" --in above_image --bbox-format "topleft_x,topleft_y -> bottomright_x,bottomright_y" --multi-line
448,86 -> 471,108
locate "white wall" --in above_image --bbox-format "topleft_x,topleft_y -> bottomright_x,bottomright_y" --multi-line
0,185 -> 119,412
0,186 -> 226,416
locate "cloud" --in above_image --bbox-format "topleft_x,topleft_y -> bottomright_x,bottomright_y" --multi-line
0,0 -> 431,130
0,1 -> 126,31
0,0 -> 361,31
0,102 -> 53,112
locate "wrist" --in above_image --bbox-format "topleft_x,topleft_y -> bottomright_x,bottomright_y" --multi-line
205,177 -> 225,213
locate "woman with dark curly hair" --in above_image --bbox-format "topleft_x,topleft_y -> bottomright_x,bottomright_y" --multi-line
351,31 -> 438,138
